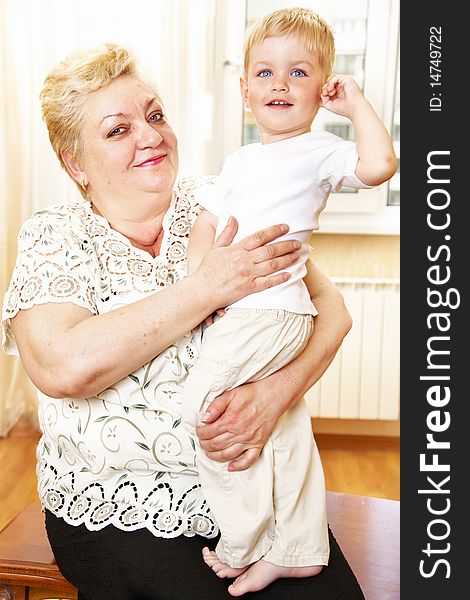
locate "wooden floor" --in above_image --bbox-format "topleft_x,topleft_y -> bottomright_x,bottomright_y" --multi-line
0,419 -> 399,532
317,433 -> 400,501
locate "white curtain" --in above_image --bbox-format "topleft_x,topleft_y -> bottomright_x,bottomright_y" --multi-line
0,0 -> 217,435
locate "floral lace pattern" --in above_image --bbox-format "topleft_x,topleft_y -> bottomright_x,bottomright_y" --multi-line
2,176 -> 219,538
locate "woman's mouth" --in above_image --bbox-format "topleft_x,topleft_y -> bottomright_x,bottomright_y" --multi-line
136,155 -> 166,167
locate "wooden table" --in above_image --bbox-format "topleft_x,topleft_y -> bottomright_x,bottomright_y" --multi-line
327,492 -> 400,599
0,501 -> 77,600
0,492 -> 399,600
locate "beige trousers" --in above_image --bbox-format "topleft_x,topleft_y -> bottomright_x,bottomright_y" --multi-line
182,308 -> 329,568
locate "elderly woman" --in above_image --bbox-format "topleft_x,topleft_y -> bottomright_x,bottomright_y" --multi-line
2,44 -> 363,599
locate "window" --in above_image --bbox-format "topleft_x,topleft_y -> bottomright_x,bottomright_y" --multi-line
213,0 -> 400,234
388,49 -> 400,207
324,123 -> 354,142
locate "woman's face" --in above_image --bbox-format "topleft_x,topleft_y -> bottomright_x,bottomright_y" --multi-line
76,75 -> 178,205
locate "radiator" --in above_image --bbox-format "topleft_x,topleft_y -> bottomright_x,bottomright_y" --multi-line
305,278 -> 400,420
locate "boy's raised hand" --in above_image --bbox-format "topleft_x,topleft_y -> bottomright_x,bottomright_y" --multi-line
321,75 -> 397,186
320,74 -> 364,118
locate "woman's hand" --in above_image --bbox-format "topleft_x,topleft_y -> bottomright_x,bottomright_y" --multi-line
195,217 -> 300,312
11,217 -> 301,400
196,378 -> 284,471
196,261 -> 352,471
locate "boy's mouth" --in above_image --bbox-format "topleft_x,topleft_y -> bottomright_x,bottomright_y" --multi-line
267,100 -> 293,106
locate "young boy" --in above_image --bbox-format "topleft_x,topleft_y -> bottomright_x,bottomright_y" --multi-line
183,7 -> 397,597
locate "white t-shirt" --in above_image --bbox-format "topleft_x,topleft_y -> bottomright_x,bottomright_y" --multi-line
196,131 -> 372,314
2,177 -> 219,539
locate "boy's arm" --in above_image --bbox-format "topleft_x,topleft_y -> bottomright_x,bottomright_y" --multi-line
187,209 -> 218,274
321,75 -> 398,186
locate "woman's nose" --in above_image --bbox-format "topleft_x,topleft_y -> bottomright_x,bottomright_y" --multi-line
137,121 -> 163,147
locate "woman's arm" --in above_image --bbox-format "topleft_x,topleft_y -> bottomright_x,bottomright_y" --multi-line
187,209 -> 217,274
11,220 -> 299,399
196,260 -> 352,471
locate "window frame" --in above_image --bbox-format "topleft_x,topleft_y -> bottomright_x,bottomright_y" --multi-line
212,0 -> 400,235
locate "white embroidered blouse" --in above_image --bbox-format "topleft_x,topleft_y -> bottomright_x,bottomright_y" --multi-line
1,177 -> 219,539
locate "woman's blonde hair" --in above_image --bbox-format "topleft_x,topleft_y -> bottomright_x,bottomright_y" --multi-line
40,43 -> 157,198
243,7 -> 335,81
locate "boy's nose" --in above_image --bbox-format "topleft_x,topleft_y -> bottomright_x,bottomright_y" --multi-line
271,79 -> 288,92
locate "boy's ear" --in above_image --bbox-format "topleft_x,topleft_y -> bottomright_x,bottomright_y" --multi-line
239,76 -> 250,108
61,150 -> 88,187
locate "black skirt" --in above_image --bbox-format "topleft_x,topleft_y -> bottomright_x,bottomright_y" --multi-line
45,510 -> 364,600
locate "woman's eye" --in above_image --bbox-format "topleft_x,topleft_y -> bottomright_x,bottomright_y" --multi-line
148,112 -> 165,123
291,69 -> 306,77
257,70 -> 272,77
108,126 -> 126,137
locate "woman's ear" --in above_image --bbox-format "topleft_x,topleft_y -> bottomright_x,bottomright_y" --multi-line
239,76 -> 250,108
61,150 -> 88,188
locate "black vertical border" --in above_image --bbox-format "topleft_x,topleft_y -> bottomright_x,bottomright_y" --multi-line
401,1 -> 465,597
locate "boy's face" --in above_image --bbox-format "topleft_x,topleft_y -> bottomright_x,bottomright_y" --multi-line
241,35 -> 324,144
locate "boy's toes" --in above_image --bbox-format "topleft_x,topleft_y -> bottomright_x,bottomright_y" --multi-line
202,548 -> 220,567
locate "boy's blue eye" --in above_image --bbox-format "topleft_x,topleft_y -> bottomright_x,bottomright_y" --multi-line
291,69 -> 306,77
257,70 -> 272,77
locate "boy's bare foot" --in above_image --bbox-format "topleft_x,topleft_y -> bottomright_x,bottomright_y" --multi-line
202,547 -> 323,596
228,560 -> 323,597
202,547 -> 249,579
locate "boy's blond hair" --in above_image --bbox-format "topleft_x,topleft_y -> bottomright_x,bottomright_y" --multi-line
40,43 -> 160,198
243,7 -> 335,81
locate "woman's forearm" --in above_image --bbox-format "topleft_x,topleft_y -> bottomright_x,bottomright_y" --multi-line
196,261 -> 352,470
13,272 -> 215,399
12,222 -> 299,399
255,261 -> 351,417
